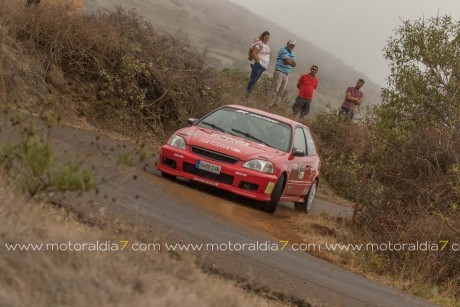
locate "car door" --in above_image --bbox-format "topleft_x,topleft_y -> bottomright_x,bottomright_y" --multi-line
302,127 -> 319,193
285,126 -> 309,197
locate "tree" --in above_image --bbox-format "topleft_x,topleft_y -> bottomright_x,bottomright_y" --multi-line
379,15 -> 460,131
371,14 -> 460,242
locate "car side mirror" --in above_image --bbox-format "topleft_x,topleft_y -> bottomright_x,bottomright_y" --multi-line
292,148 -> 306,157
187,118 -> 198,126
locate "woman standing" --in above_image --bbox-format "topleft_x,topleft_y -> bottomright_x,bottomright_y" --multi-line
246,31 -> 271,98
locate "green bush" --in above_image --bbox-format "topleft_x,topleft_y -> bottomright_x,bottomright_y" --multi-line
50,159 -> 98,193
0,123 -> 97,198
308,16 -> 460,299
322,154 -> 362,201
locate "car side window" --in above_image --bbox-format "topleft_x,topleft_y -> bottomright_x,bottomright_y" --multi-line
303,128 -> 317,156
293,127 -> 307,155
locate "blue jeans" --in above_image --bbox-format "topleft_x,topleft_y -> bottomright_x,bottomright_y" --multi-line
338,107 -> 354,119
246,62 -> 266,94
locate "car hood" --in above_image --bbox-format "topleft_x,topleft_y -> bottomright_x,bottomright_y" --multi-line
177,127 -> 286,161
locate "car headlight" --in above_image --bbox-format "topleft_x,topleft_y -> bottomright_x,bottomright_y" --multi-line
242,160 -> 274,173
167,135 -> 186,150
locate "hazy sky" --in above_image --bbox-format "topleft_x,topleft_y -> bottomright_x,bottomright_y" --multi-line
229,0 -> 460,86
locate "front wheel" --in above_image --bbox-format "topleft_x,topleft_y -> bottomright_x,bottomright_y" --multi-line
263,175 -> 285,214
294,180 -> 317,213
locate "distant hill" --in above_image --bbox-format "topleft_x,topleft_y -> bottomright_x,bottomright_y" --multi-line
84,0 -> 382,113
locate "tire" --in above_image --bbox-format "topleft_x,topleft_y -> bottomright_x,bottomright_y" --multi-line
160,171 -> 176,180
263,175 -> 285,214
294,179 -> 317,213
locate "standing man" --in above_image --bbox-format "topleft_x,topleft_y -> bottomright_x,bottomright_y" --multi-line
292,65 -> 319,118
339,78 -> 365,119
246,31 -> 271,98
270,39 -> 297,107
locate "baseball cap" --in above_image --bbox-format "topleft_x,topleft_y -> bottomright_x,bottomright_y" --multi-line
287,39 -> 296,45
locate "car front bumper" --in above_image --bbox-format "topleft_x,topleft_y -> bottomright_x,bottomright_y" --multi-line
156,145 -> 278,202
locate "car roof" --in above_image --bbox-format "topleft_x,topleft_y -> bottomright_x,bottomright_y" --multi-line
223,104 -> 301,127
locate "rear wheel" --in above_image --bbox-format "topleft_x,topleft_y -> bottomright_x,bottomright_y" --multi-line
263,175 -> 285,214
160,171 -> 176,180
294,180 -> 317,213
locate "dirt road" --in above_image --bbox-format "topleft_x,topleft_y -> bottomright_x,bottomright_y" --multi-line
49,124 -> 434,307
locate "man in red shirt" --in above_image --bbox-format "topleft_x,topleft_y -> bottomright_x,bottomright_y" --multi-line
292,65 -> 319,118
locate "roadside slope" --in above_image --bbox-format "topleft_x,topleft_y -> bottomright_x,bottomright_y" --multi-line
0,175 -> 285,307
84,0 -> 382,111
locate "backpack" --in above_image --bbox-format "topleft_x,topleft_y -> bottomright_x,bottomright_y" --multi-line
248,41 -> 263,61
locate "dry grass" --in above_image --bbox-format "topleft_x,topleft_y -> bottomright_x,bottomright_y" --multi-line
289,213 -> 346,264
0,7 -> 293,305
0,1 -> 297,144
0,180 -> 287,306
2,1 -> 458,306
289,213 -> 460,306
316,180 -> 355,208
295,109 -> 460,305
1,1 -> 219,139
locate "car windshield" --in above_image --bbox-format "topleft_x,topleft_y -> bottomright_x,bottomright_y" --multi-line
196,107 -> 292,152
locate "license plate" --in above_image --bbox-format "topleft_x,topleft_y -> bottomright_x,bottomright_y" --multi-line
196,160 -> 221,174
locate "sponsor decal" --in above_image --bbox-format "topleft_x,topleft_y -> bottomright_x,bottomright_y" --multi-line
248,113 -> 278,123
179,131 -> 197,136
209,134 -> 250,146
235,110 -> 279,124
290,163 -> 306,179
235,171 -> 247,177
198,138 -> 242,153
312,159 -> 320,171
289,163 -> 297,175
173,153 -> 184,159
193,176 -> 220,187
298,164 -> 306,179
213,133 -> 266,148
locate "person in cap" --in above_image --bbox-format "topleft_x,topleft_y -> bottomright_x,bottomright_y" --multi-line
270,39 -> 297,107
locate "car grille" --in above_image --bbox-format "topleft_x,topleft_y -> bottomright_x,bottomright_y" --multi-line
191,146 -> 239,164
183,162 -> 234,185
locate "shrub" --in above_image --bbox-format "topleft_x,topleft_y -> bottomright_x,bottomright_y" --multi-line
2,2 -> 222,136
309,15 -> 460,299
309,111 -> 373,201
0,113 -> 97,198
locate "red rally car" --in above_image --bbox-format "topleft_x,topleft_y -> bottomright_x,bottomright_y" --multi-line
157,105 -> 321,213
